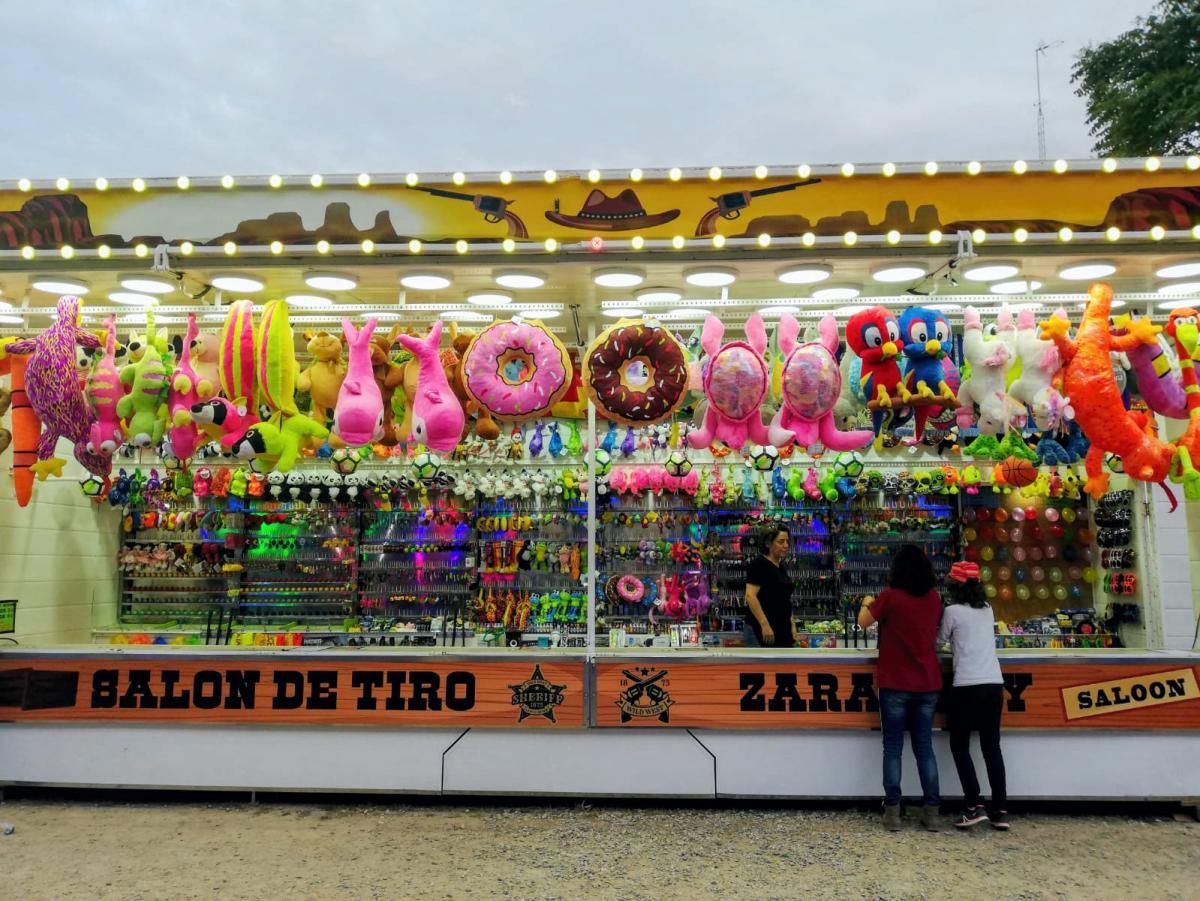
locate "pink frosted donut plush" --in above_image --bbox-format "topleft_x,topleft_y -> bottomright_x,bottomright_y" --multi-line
462,318 -> 572,422
687,313 -> 772,452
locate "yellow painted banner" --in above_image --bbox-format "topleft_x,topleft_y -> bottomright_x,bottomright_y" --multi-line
1061,668 -> 1200,720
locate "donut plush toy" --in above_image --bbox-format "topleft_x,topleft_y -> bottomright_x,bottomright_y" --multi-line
462,317 -> 572,422
687,314 -> 772,452
768,313 -> 873,453
584,319 -> 689,425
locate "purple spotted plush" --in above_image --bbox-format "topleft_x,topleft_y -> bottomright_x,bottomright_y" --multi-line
6,295 -> 111,479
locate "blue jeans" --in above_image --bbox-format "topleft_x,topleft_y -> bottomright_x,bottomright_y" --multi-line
879,688 -> 941,807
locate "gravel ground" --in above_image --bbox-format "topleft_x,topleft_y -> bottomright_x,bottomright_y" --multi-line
0,799 -> 1197,900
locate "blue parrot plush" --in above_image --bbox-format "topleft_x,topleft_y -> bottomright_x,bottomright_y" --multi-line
898,306 -> 959,447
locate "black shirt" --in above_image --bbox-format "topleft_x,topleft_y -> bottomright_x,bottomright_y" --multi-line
746,555 -> 795,648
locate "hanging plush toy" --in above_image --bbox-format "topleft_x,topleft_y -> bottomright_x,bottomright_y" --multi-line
446,325 -> 500,441
897,306 -> 959,446
396,319 -> 466,453
370,325 -> 407,445
955,306 -> 1015,447
297,330 -> 346,427
117,308 -> 169,449
1119,315 -> 1188,420
85,315 -> 126,458
226,412 -> 330,474
219,299 -> 257,406
5,296 -> 110,480
165,313 -> 203,461
3,348 -> 39,505
687,314 -> 771,452
190,397 -> 257,444
845,305 -> 904,447
462,318 -> 573,422
333,318 -> 386,446
768,313 -> 872,454
1040,282 -> 1174,499
189,329 -> 221,400
1010,308 -> 1070,431
583,319 -> 690,426
1161,308 -> 1200,498
255,300 -> 300,416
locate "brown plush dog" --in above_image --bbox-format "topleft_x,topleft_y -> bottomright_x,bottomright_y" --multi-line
371,325 -> 407,445
298,331 -> 346,426
446,324 -> 500,440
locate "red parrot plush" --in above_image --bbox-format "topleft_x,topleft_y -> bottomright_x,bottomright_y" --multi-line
846,306 -> 906,447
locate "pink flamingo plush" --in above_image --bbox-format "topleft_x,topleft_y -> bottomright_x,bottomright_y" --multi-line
333,318 -> 386,446
166,313 -> 203,460
687,314 -> 772,452
396,319 -> 466,453
6,295 -> 110,479
86,315 -> 126,457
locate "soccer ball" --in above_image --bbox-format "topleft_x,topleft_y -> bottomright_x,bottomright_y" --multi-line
664,450 -> 693,477
79,474 -> 109,500
832,450 -> 865,479
411,451 -> 442,481
747,444 -> 780,472
331,446 -> 362,475
593,448 -> 613,476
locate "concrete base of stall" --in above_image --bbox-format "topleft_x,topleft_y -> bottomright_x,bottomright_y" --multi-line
2,725 -> 1197,802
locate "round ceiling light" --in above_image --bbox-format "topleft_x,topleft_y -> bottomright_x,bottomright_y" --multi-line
107,291 -> 158,306
210,273 -> 265,293
284,292 -> 334,308
871,263 -> 928,283
467,290 -> 514,306
812,282 -> 861,302
31,276 -> 89,295
662,307 -> 712,320
927,302 -> 963,312
1057,260 -> 1117,280
635,287 -> 682,303
495,269 -> 546,289
832,304 -> 871,317
962,261 -> 1020,282
400,271 -> 452,290
592,267 -> 645,288
683,266 -> 737,288
758,305 -> 803,317
0,314 -> 22,325
777,264 -> 832,285
1156,281 -> 1200,297
1158,296 -> 1200,310
518,308 -> 559,319
304,271 -> 358,291
119,274 -> 175,294
990,279 -> 1043,295
1156,260 -> 1200,279
602,306 -> 644,318
440,310 -> 493,322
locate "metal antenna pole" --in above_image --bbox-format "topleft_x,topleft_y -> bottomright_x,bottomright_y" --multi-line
1035,40 -> 1063,160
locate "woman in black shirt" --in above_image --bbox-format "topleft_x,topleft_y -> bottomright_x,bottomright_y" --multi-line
744,525 -> 797,648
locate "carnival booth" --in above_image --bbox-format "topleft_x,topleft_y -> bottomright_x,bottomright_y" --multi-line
1,158 -> 1200,801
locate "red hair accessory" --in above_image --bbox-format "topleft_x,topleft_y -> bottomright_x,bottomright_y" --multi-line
948,561 -> 980,583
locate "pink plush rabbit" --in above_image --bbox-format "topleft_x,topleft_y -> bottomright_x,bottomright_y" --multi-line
687,314 -> 772,452
333,318 -> 386,447
396,320 -> 466,453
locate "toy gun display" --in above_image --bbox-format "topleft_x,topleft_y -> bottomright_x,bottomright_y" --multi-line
695,178 -> 822,236
407,186 -> 529,238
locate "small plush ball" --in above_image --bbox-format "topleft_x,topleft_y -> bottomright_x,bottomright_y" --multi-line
593,448 -> 613,476
79,475 -> 108,499
664,450 -> 693,477
832,450 -> 864,479
411,451 -> 441,481
747,444 -> 780,472
331,446 -> 362,475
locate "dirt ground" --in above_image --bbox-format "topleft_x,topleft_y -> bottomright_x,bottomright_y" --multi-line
0,799 -> 1197,901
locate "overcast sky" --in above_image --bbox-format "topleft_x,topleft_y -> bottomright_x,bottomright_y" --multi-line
0,0 -> 1159,179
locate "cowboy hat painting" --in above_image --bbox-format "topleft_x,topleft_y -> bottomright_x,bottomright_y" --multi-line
545,189 -> 680,231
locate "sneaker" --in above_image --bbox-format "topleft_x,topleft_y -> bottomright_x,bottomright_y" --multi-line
989,810 -> 1010,830
882,804 -> 902,831
955,806 -> 989,829
920,805 -> 941,832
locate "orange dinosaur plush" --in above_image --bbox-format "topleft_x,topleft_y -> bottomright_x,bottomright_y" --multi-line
1040,282 -> 1174,499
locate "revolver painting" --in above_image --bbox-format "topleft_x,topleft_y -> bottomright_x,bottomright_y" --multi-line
695,178 -> 822,237
407,185 -> 529,238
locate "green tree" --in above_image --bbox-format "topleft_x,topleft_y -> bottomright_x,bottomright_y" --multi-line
1071,0 -> 1200,156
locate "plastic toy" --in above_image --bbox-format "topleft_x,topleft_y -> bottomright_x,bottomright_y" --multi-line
165,313 -> 204,460
1010,307 -> 1071,431
845,305 -> 904,447
297,330 -> 346,426
956,306 -> 1015,447
1041,282 -> 1173,498
392,320 -> 466,453
768,313 -> 873,454
463,318 -> 573,422
85,316 -> 126,458
687,314 -> 772,452
333,318 -> 386,446
219,299 -> 257,405
897,306 -> 959,445
5,295 -> 110,479
583,319 -> 689,425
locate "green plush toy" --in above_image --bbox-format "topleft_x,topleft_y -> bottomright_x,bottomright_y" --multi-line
117,341 -> 168,447
817,467 -> 839,502
227,411 -> 329,473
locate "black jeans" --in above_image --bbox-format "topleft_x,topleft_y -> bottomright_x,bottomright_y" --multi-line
948,684 -> 1007,814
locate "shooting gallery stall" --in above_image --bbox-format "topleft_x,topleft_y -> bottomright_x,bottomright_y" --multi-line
1,157 -> 1200,801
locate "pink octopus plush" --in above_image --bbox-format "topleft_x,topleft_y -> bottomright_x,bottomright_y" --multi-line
768,313 -> 874,453
396,319 -> 466,453
333,318 -> 386,447
6,295 -> 110,479
687,314 -> 772,452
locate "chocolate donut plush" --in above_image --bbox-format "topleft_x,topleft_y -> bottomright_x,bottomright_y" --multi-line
584,320 -> 689,425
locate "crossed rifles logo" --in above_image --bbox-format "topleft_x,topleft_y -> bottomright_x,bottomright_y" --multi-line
617,667 -> 674,724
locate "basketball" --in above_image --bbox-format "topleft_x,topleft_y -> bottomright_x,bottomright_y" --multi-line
1001,456 -> 1037,488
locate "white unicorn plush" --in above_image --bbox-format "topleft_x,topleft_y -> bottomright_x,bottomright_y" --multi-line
955,307 -> 1015,437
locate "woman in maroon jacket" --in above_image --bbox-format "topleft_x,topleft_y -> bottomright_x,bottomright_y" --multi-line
858,543 -> 943,832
